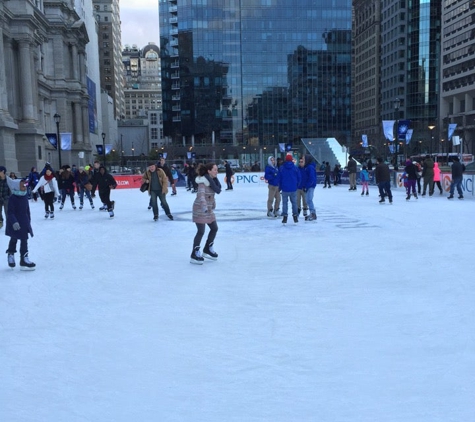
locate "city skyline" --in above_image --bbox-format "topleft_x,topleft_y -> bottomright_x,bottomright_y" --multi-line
120,0 -> 159,48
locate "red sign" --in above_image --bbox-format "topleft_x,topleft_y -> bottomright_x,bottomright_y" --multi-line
113,175 -> 143,189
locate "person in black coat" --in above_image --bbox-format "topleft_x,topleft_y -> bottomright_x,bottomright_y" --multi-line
90,165 -> 117,217
448,157 -> 465,199
224,160 -> 233,190
5,177 -> 35,270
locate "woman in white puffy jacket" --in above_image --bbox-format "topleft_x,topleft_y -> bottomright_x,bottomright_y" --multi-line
32,168 -> 60,218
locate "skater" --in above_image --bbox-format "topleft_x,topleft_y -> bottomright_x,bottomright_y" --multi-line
5,177 -> 35,270
303,155 -> 317,221
360,165 -> 369,195
264,156 -> 281,217
90,165 -> 117,217
190,163 -> 221,264
141,161 -> 174,221
0,166 -> 11,229
278,154 -> 300,224
447,156 -> 464,200
32,168 -> 60,218
421,155 -> 434,196
297,157 -> 308,217
27,167 -> 40,201
347,155 -> 357,190
224,160 -> 234,190
58,165 -> 76,210
76,166 -> 95,209
375,157 -> 393,204
323,162 -> 332,188
403,160 -> 418,200
433,162 -> 443,195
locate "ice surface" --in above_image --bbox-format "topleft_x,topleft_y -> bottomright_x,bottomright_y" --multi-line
1,181 -> 474,422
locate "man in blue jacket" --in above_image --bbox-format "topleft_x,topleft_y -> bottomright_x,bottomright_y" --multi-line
278,154 -> 301,224
264,156 -> 281,217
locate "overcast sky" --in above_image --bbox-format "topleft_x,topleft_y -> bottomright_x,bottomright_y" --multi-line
120,0 -> 159,48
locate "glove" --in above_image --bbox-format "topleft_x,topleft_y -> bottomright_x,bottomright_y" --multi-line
13,222 -> 20,231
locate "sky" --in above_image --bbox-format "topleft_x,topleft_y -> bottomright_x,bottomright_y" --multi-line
2,174 -> 474,421
120,0 -> 159,48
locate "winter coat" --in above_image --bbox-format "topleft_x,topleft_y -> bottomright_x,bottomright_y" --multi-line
422,158 -> 434,179
264,157 -> 279,187
360,169 -> 369,182
58,170 -> 75,191
303,159 -> 317,189
375,162 -> 390,183
347,158 -> 357,174
404,162 -> 418,180
0,177 -> 10,203
32,174 -> 60,196
192,175 -> 221,224
76,170 -> 91,187
142,168 -> 169,195
27,170 -> 40,189
433,162 -> 441,182
451,161 -> 464,179
297,166 -> 306,190
5,178 -> 33,240
158,163 -> 174,185
279,161 -> 300,192
225,162 -> 233,178
91,168 -> 117,192
324,165 -> 331,177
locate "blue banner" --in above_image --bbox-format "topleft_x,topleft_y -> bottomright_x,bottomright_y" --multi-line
405,129 -> 413,145
96,145 -> 104,155
46,133 -> 57,149
448,123 -> 457,139
397,120 -> 410,141
362,134 -> 368,148
382,120 -> 395,141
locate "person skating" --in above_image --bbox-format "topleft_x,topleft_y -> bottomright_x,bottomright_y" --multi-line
58,165 -> 76,210
264,156 -> 281,217
278,154 -> 300,224
190,163 -> 221,264
90,165 -> 117,217
142,161 -> 174,221
360,165 -> 369,196
347,155 -> 357,190
76,166 -> 95,209
375,157 -> 393,204
403,159 -> 418,200
303,155 -> 317,221
32,168 -> 60,218
0,166 -> 11,229
5,177 -> 35,270
224,160 -> 234,190
447,156 -> 465,200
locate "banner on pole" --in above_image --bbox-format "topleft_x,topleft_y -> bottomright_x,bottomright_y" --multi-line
405,129 -> 413,145
45,133 -> 58,150
452,136 -> 460,146
60,133 -> 72,151
278,143 -> 286,152
361,134 -> 368,148
448,123 -> 457,140
397,120 -> 410,142
382,120 -> 396,141
96,145 -> 104,155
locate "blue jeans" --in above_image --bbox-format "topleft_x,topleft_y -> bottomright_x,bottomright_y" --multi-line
305,187 -> 315,213
281,191 -> 298,216
449,177 -> 463,196
378,181 -> 392,200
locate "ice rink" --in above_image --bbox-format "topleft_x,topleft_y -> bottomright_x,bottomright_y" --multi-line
2,179 -> 474,422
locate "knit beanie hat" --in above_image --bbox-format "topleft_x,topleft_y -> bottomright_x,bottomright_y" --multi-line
285,155 -> 293,162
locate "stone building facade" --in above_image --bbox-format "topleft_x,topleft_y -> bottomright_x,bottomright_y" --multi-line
0,0 -> 93,176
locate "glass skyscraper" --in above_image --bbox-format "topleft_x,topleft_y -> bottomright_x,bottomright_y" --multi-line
159,0 -> 352,149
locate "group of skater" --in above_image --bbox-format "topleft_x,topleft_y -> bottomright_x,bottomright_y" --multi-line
265,153 -> 318,224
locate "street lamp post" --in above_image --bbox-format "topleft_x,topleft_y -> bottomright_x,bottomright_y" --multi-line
54,113 -> 62,168
393,98 -> 400,171
428,125 -> 435,156
101,132 -> 106,168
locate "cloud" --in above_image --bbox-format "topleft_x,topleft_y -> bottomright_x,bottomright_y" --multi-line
121,7 -> 159,48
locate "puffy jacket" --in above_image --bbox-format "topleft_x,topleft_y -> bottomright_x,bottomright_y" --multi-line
279,161 -> 300,192
264,157 -> 279,187
304,160 -> 317,189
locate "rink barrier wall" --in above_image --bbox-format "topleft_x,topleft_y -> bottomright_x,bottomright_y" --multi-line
113,172 -> 474,196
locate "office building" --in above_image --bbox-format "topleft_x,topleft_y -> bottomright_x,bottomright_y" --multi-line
159,0 -> 352,156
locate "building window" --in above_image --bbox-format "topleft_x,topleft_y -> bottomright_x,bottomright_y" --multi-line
151,128 -> 158,139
